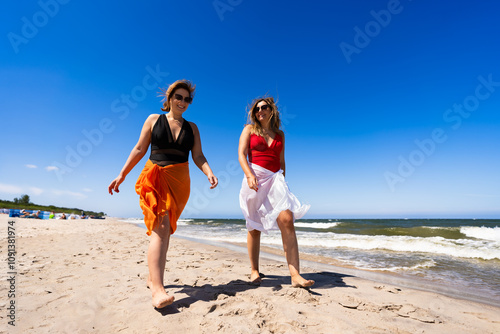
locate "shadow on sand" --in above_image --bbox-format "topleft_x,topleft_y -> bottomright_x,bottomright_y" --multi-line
155,271 -> 356,315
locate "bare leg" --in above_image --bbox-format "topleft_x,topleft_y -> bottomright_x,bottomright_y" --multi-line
147,215 -> 175,308
277,210 -> 314,288
247,229 -> 262,283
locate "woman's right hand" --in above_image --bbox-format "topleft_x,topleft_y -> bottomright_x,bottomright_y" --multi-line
108,175 -> 125,195
247,175 -> 259,192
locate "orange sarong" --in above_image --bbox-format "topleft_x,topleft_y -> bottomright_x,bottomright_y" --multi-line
135,160 -> 190,236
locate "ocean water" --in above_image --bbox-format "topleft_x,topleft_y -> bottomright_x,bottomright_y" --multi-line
121,217 -> 500,305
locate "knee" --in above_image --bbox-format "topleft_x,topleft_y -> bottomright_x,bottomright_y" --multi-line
153,217 -> 171,239
277,211 -> 294,231
249,229 -> 261,238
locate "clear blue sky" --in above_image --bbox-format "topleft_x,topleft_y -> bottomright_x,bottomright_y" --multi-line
1,0 -> 499,218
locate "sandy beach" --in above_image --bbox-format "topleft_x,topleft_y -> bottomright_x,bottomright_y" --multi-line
1,216 -> 499,333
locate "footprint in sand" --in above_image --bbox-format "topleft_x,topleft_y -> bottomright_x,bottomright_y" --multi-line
338,295 -> 362,309
397,304 -> 442,323
284,287 -> 319,304
339,296 -> 442,324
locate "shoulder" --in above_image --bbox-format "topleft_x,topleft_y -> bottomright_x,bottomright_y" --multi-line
146,114 -> 161,124
242,124 -> 253,134
148,113 -> 161,120
240,125 -> 254,139
142,114 -> 161,131
276,130 -> 285,140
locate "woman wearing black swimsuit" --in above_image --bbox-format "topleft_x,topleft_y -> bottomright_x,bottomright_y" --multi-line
108,80 -> 218,308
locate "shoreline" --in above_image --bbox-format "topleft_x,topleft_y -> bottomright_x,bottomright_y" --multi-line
2,216 -> 499,333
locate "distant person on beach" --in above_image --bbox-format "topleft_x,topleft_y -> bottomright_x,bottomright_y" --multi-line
59,213 -> 67,220
21,210 -> 41,219
238,96 -> 314,288
108,79 -> 218,309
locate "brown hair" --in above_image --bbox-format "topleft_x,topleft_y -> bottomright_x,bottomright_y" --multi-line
246,96 -> 281,136
159,79 -> 196,112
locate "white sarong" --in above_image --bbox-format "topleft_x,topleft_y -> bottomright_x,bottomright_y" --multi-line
239,163 -> 310,233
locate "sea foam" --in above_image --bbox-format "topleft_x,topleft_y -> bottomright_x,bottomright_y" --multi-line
461,226 -> 500,242
293,233 -> 500,261
294,222 -> 339,229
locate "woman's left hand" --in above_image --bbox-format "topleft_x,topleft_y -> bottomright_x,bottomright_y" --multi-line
207,174 -> 218,189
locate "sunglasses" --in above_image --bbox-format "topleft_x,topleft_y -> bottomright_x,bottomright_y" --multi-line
173,93 -> 193,104
255,105 -> 270,112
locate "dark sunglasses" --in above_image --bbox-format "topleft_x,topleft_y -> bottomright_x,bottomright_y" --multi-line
255,105 -> 270,112
173,93 -> 193,104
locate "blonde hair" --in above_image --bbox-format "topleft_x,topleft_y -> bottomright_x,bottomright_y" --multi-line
246,96 -> 281,136
159,79 -> 196,112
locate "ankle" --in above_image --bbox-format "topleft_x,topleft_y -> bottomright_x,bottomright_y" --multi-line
150,282 -> 165,292
250,270 -> 260,277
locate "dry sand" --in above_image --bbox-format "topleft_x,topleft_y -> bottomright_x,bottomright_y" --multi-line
1,216 -> 499,333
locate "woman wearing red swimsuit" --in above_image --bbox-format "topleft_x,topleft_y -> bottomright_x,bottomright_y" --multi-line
238,96 -> 314,288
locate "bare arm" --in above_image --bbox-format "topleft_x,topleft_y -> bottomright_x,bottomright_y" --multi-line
238,125 -> 259,191
108,114 -> 158,194
190,122 -> 218,189
279,130 -> 286,177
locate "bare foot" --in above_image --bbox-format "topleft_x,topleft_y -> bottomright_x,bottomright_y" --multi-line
151,289 -> 174,309
250,270 -> 262,285
291,276 -> 315,288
